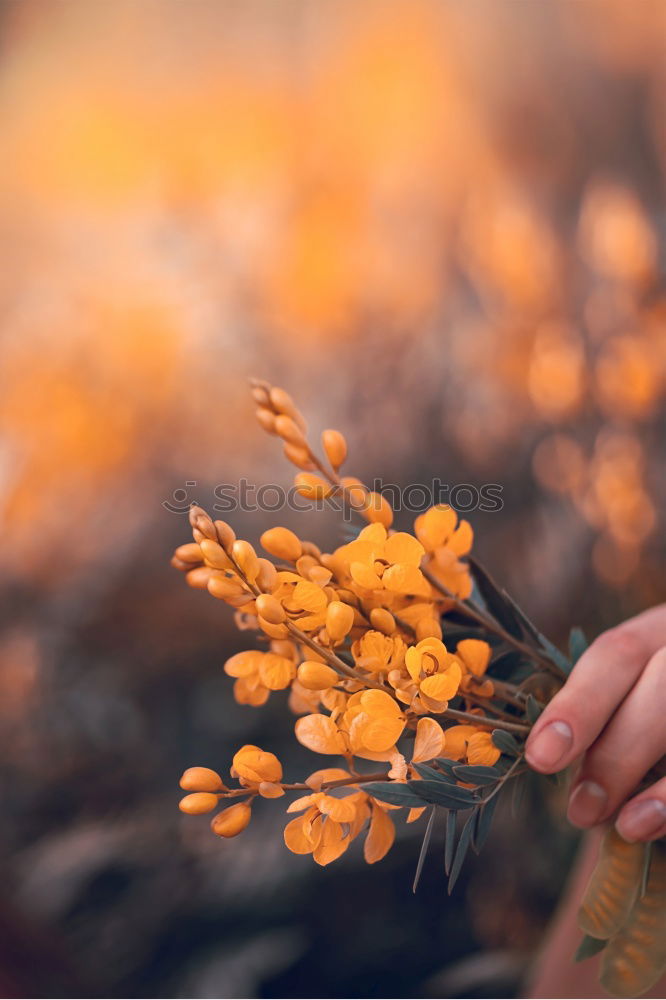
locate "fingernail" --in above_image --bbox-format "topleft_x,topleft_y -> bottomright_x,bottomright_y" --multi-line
568,780 -> 608,827
616,799 -> 666,842
526,720 -> 573,770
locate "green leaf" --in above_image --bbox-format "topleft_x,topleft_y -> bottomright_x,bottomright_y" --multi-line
574,934 -> 607,962
526,694 -> 543,724
412,806 -> 436,893
412,762 -> 454,783
363,782 -> 427,808
467,557 -> 524,638
499,589 -> 543,644
444,810 -> 456,876
433,758 -> 459,778
491,729 -> 521,757
569,627 -> 589,665
448,810 -> 474,894
489,648 -> 526,672
510,775 -> 526,819
452,764 -> 502,786
472,793 -> 500,853
409,779 -> 477,810
536,630 -> 573,675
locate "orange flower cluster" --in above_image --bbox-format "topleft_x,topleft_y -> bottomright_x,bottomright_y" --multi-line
172,380 -> 536,868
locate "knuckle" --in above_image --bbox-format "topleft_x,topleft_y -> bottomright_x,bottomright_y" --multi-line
644,646 -> 666,681
593,626 -> 649,665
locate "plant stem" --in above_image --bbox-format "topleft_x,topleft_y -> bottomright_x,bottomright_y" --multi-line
441,707 -> 530,734
482,754 -> 525,805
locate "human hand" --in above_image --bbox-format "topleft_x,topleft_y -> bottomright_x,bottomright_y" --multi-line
525,604 -> 666,842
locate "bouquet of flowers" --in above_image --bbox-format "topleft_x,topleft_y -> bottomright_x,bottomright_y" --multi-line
172,379 -> 665,999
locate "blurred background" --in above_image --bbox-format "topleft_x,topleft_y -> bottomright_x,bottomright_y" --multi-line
0,1 -> 665,996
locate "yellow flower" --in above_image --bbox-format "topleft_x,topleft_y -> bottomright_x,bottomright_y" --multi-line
342,690 -> 407,758
457,638 -> 494,698
405,637 -> 462,705
232,744 -> 283,785
283,769 -> 393,866
414,505 -> 473,598
443,724 -> 480,761
295,713 -> 348,755
351,630 -> 406,674
332,524 -> 429,598
224,649 -> 295,704
443,725 -> 500,766
282,578 -> 329,631
467,732 -> 501,766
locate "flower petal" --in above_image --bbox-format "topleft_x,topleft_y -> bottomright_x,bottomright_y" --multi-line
467,731 -> 501,766
364,805 -> 395,863
383,532 -> 425,567
382,564 -> 430,596
284,812 -> 316,854
312,818 -> 349,866
412,717 -> 446,763
420,663 -> 461,701
456,639 -> 491,677
258,653 -> 296,690
295,714 -> 346,755
443,724 -> 479,761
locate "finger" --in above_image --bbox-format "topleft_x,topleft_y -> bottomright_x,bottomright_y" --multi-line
616,776 -> 666,843
526,626 -> 652,773
566,647 -> 666,828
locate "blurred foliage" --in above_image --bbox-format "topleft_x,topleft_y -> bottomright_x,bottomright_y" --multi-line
0,1 -> 664,996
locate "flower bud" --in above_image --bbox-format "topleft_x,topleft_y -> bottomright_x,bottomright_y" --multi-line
255,594 -> 286,624
214,520 -> 236,550
256,558 -> 277,591
362,491 -> 394,528
269,387 -> 307,432
232,540 -> 260,582
200,539 -> 233,570
180,767 -> 225,792
370,608 -> 396,635
256,407 -> 277,434
258,617 -> 289,639
283,442 -> 315,470
251,385 -> 270,406
340,477 -> 368,509
275,414 -> 307,447
294,473 -> 332,499
297,661 -> 340,691
301,541 -> 322,558
326,601 -> 355,643
322,429 -> 347,469
179,792 -> 219,815
207,573 -> 244,600
186,567 -> 212,589
175,543 -> 203,564
193,513 -> 217,540
188,505 -> 208,527
260,527 -> 302,562
416,617 -> 443,641
210,801 -> 252,838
